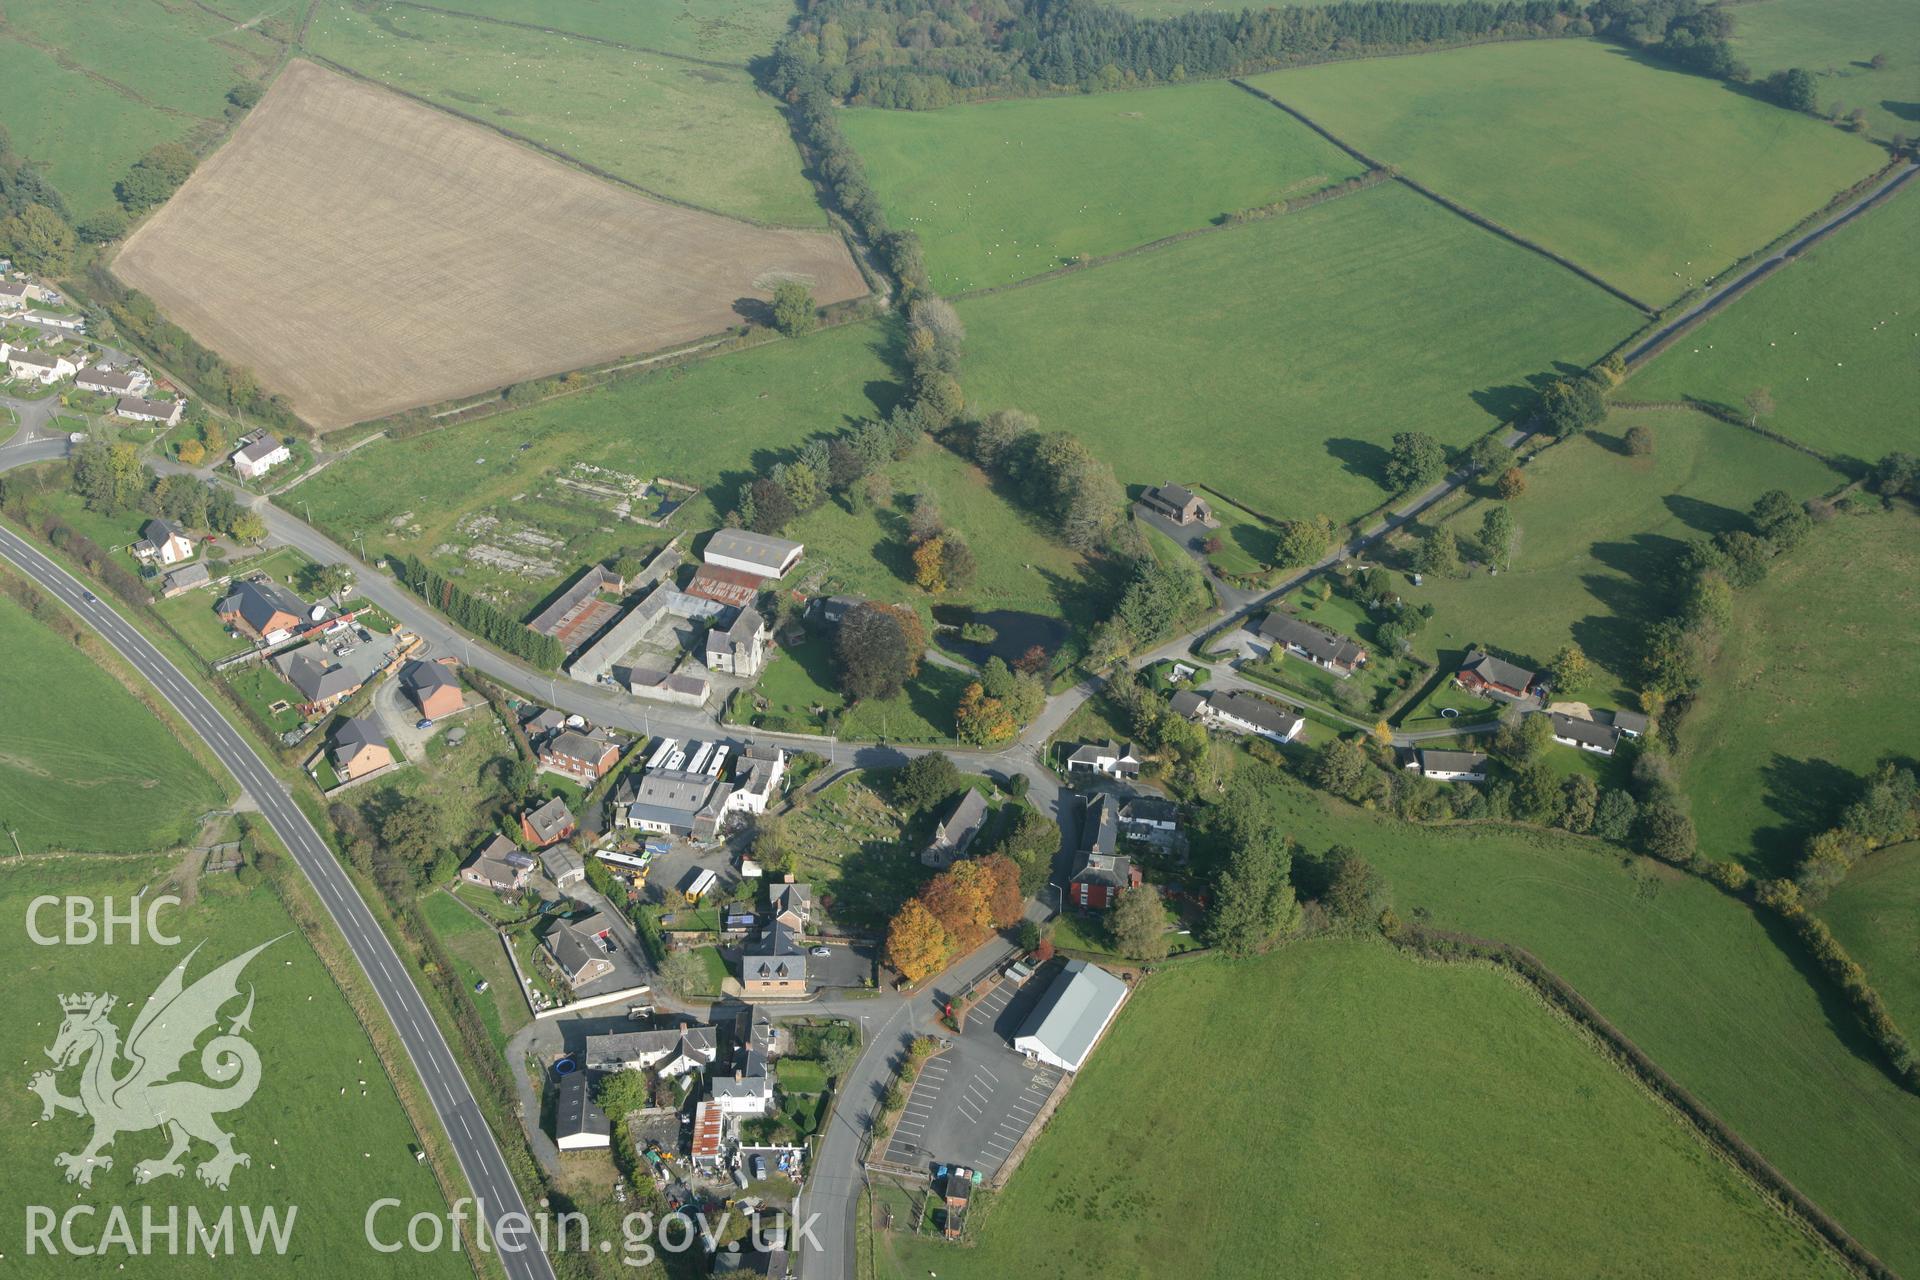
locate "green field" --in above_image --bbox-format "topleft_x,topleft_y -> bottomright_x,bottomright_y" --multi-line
0,856 -> 465,1277
1732,0 -> 1920,140
1396,408 -> 1840,703
0,0 -> 279,213
957,181 -> 1642,525
885,941 -> 1842,1279
307,0 -> 821,225
1822,842 -> 1920,1035
1236,772 -> 1920,1274
839,80 -> 1369,293
1626,181 -> 1920,466
289,321 -> 1084,622
419,887 -> 530,1053
1676,502 -> 1920,875
0,593 -> 225,853
1249,40 -> 1886,305
447,0 -> 795,63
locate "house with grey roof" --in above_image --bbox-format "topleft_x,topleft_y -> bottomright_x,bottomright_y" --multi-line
543,912 -> 614,988
1068,793 -> 1139,910
922,787 -> 989,868
742,883 -> 810,998
617,768 -> 726,839
1549,712 -> 1622,757
584,1023 -> 718,1078
461,833 -> 535,891
133,518 -> 195,567
218,578 -> 311,643
160,562 -> 212,597
1066,739 -> 1142,779
520,797 -> 578,847
554,1069 -> 610,1151
327,716 -> 392,781
1183,689 -> 1304,744
1013,960 -> 1129,1072
1408,748 -> 1489,782
1116,793 -> 1179,834
278,648 -> 360,712
705,604 -> 768,678
1608,709 -> 1649,739
1138,483 -> 1213,526
1257,611 -> 1368,676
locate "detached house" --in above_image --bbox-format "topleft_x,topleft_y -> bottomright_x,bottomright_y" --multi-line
1138,483 -> 1213,526
1116,794 -> 1179,836
705,605 -> 768,678
1407,749 -> 1488,782
115,396 -> 183,427
217,578 -> 309,644
521,797 -> 578,848
922,787 -> 988,869
1456,650 -> 1539,702
400,658 -> 464,720
1549,712 -> 1623,757
461,834 -> 535,891
1257,612 -> 1368,676
584,1023 -> 718,1078
1067,793 -> 1141,910
1065,740 -> 1142,779
75,365 -> 148,396
741,880 -> 810,997
539,727 -> 620,784
543,912 -> 613,988
231,434 -> 291,481
1176,689 -> 1304,744
133,518 -> 195,566
279,648 -> 360,714
327,716 -> 392,781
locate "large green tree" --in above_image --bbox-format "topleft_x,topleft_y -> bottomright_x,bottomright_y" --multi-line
1384,431 -> 1446,493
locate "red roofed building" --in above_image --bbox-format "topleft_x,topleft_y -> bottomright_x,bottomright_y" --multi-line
685,563 -> 762,608
690,1099 -> 725,1173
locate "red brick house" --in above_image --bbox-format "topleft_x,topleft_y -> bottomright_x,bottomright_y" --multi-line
1067,792 -> 1141,910
1456,649 -> 1539,701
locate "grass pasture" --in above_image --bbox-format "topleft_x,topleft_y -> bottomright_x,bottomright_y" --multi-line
0,0 -> 279,213
418,888 -> 530,1053
839,80 -> 1369,293
0,593 -> 224,854
1245,774 -> 1920,1275
1395,408 -> 1840,703
113,60 -> 864,430
1731,0 -> 1920,140
444,0 -> 797,63
308,0 -> 820,226
1249,40 -> 1886,305
883,941 -> 1843,1279
957,180 -> 1642,525
1820,843 -> 1920,1034
1675,503 -> 1920,876
1626,180 -> 1920,466
0,856 -> 466,1278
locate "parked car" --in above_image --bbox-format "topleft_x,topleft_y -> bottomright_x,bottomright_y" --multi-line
416,718 -> 433,730
751,1155 -> 767,1181
810,946 -> 831,957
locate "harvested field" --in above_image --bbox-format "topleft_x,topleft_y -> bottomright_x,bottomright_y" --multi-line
111,60 -> 866,430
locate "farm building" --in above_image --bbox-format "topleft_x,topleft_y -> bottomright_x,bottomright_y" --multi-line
1013,959 -> 1129,1072
327,716 -> 392,782
461,833 -> 534,892
1457,650 -> 1539,701
685,563 -> 763,609
527,563 -> 625,652
690,1100 -> 726,1173
1068,793 -> 1141,910
1138,483 -> 1213,526
922,787 -> 989,869
1257,611 -> 1367,676
1066,739 -> 1141,779
232,434 -> 291,480
702,529 -> 803,580
553,1071 -> 610,1152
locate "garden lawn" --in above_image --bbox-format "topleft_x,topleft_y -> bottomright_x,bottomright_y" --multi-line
1245,774 -> 1920,1276
884,940 -> 1844,1280
444,0 -> 797,63
419,887 -> 530,1053
1400,408 -> 1840,703
1625,180 -> 1920,466
1820,843 -> 1920,1034
840,80 -> 1368,293
0,856 -> 465,1279
956,180 -> 1641,525
1249,40 -> 1885,306
307,0 -> 820,226
748,636 -> 972,745
1731,0 -> 1920,140
0,593 -> 223,853
1675,503 -> 1920,876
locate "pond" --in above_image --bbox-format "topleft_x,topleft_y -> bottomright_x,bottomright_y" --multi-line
931,606 -> 1070,667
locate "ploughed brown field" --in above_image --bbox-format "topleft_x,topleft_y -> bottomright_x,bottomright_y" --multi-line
112,60 -> 868,430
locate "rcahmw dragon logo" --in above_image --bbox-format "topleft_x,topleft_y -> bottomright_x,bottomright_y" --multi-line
28,937 -> 280,1191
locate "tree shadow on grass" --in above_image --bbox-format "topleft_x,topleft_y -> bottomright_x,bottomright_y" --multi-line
1751,902 -> 1912,1090
1663,493 -> 1748,537
1324,437 -> 1389,489
1753,754 -> 1862,875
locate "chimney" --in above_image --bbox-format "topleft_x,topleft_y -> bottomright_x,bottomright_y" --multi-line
734,1069 -> 743,1082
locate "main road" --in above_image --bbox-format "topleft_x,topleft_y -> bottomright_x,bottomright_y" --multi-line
0,518 -> 557,1280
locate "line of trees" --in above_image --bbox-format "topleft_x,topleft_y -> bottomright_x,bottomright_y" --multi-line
390,553 -> 566,669
885,850 -> 1025,982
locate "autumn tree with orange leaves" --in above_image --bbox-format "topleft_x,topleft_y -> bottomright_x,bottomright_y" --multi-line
886,899 -> 952,984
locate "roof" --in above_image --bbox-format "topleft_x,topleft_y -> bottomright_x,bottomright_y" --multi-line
163,563 -> 211,590
931,788 -> 988,852
627,769 -> 721,825
707,604 -> 766,660
400,658 -> 460,696
218,578 -> 308,633
527,563 -> 622,637
544,728 -> 616,764
233,435 -> 286,465
1207,690 -> 1303,738
1077,792 -> 1122,860
769,880 -> 811,921
544,912 -> 608,979
1549,713 -> 1621,751
1609,709 -> 1649,735
1258,612 -> 1365,668
143,518 -> 187,545
553,1071 -> 609,1142
1067,739 -> 1135,765
691,1101 -> 724,1159
524,797 -> 576,843
704,528 -> 803,575
1168,689 -> 1205,718
685,563 -> 763,608
1117,794 -> 1178,825
1015,960 -> 1128,1070
540,844 -> 584,879
586,1024 -> 716,1067
117,395 -> 178,418
1416,749 -> 1488,775
744,918 -> 807,983
330,715 -> 385,755
8,348 -> 68,369
76,365 -> 136,391
464,833 -> 532,881
1147,482 -> 1200,509
1460,650 -> 1537,693
281,649 -> 357,701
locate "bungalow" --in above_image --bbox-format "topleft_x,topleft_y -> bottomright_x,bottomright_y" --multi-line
703,528 -> 804,580
217,578 -> 310,644
1549,712 -> 1622,757
461,834 -> 535,891
553,1071 -> 610,1152
7,348 -> 76,384
584,1024 -> 718,1078
1067,793 -> 1141,910
0,280 -> 28,310
400,658 -> 464,720
705,604 -> 768,678
1181,689 -> 1305,744
133,518 -> 195,566
231,434 -> 290,480
1457,650 -> 1539,702
115,396 -> 184,427
160,562 -> 212,597
1013,959 -> 1128,1073
922,787 -> 988,869
328,716 -> 392,781
543,912 -> 614,988
539,727 -> 621,783
1138,482 -> 1213,526
26,309 -> 82,331
1408,748 -> 1489,782
1609,709 -> 1649,740
1116,794 -> 1179,835
521,797 -> 578,848
1065,740 -> 1142,779
74,365 -> 148,396
1257,612 -> 1367,676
